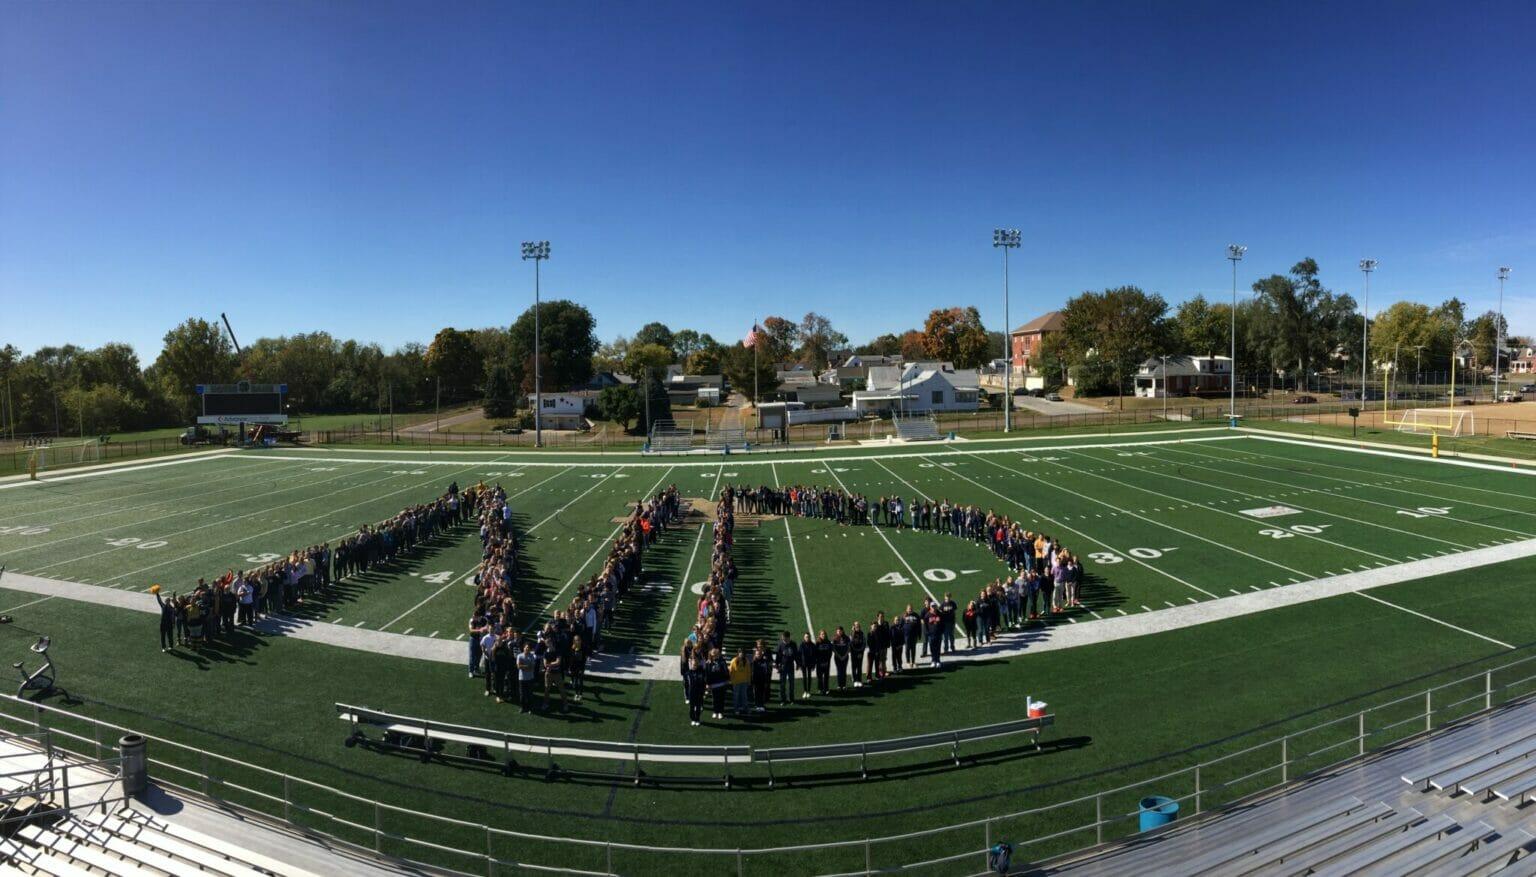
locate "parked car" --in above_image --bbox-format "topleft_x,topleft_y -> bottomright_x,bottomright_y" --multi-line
1499,391 -> 1524,403
1290,395 -> 1317,404
1044,392 -> 1063,402
1521,384 -> 1536,394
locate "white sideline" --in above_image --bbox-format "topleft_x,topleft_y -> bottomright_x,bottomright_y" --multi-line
230,432 -> 1243,469
5,537 -> 1533,680
1241,428 -> 1536,474
0,448 -> 236,489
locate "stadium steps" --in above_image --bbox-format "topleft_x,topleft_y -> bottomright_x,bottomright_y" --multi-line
891,413 -> 941,441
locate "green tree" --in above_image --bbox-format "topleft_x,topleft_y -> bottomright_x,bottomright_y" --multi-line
858,334 -> 903,357
638,372 -> 673,434
592,335 -> 630,374
1174,295 -> 1234,356
1059,287 -> 1172,400
596,384 -> 642,432
1249,260 -> 1355,387
424,328 -> 482,403
623,342 -> 674,378
508,300 -> 598,394
920,306 -> 991,369
1369,302 -> 1454,377
758,316 -> 800,365
796,312 -> 848,370
482,360 -> 518,418
1465,310 -> 1507,371
152,318 -> 238,419
721,344 -> 780,403
672,329 -> 703,362
633,322 -> 675,355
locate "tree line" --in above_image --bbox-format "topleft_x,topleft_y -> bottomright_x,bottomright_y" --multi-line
0,264 -> 1521,437
1037,259 -> 1522,399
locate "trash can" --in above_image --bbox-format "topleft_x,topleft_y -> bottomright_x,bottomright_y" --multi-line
120,734 -> 148,798
1139,796 -> 1179,831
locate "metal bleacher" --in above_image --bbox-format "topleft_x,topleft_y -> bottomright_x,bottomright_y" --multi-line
646,418 -> 694,453
1048,697 -> 1536,876
704,414 -> 746,451
891,412 -> 942,441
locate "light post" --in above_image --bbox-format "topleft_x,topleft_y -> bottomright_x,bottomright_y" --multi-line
521,240 -> 550,447
1159,354 -> 1171,421
993,228 -> 1021,432
1226,244 -> 1246,423
1413,343 -> 1427,394
1496,267 -> 1511,400
1359,259 -> 1377,403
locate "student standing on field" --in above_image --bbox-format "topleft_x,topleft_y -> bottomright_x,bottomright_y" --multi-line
797,633 -> 816,699
775,631 -> 798,705
831,627 -> 850,691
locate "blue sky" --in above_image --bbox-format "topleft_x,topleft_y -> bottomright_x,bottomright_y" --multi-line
3,0 -> 1533,362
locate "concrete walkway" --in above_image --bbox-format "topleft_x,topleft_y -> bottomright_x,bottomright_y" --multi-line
7,534 -> 1536,681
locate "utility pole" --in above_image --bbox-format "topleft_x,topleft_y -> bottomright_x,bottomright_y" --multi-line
1496,267 -> 1511,400
388,382 -> 394,443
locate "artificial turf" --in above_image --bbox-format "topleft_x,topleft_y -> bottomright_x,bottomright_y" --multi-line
1,429 -> 1534,873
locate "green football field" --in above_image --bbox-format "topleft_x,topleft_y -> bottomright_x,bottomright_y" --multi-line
1,424 -> 1535,874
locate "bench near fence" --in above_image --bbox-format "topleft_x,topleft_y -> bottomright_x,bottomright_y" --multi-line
337,703 -> 1053,788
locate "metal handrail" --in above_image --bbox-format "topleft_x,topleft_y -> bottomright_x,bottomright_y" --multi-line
1,650 -> 1534,875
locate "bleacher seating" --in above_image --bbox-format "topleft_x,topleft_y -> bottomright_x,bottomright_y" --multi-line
891,412 -> 941,441
647,418 -> 695,453
1046,697 -> 1536,876
704,414 -> 746,451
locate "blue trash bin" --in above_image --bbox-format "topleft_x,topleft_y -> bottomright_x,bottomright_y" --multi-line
1138,796 -> 1179,832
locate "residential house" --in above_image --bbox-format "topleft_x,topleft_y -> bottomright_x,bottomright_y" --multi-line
1133,355 -> 1232,398
820,354 -> 903,388
851,362 -> 979,415
524,393 -> 592,430
1010,311 -> 1065,376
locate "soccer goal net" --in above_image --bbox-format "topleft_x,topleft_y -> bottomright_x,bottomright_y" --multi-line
1392,408 -> 1474,436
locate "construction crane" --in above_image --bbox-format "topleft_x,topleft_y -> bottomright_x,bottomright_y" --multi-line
220,312 -> 243,355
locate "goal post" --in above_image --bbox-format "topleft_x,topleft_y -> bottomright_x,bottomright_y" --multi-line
1386,408 -> 1474,437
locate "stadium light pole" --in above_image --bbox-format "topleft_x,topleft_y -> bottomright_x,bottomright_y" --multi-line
1496,267 -> 1511,400
993,228 -> 1021,432
1226,244 -> 1246,423
521,240 -> 550,448
1158,354 -> 1171,421
1359,259 -> 1377,403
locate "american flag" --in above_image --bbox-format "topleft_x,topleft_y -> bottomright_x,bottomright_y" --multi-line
744,324 -> 762,348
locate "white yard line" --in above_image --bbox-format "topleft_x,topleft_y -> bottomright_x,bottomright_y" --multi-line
1355,592 -> 1515,650
929,454 -> 1219,599
1198,442 -> 1536,534
657,465 -> 724,654
0,457 -> 384,559
1042,450 -> 1398,566
376,466 -> 567,633
772,462 -> 815,633
20,464 -> 401,574
823,461 -> 936,604
530,466 -> 676,634
1091,445 -> 1477,551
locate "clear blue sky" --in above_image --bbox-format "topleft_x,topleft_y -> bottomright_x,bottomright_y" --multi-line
3,0 -> 1533,362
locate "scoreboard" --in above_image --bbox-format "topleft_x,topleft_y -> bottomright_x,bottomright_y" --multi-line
196,382 -> 288,424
